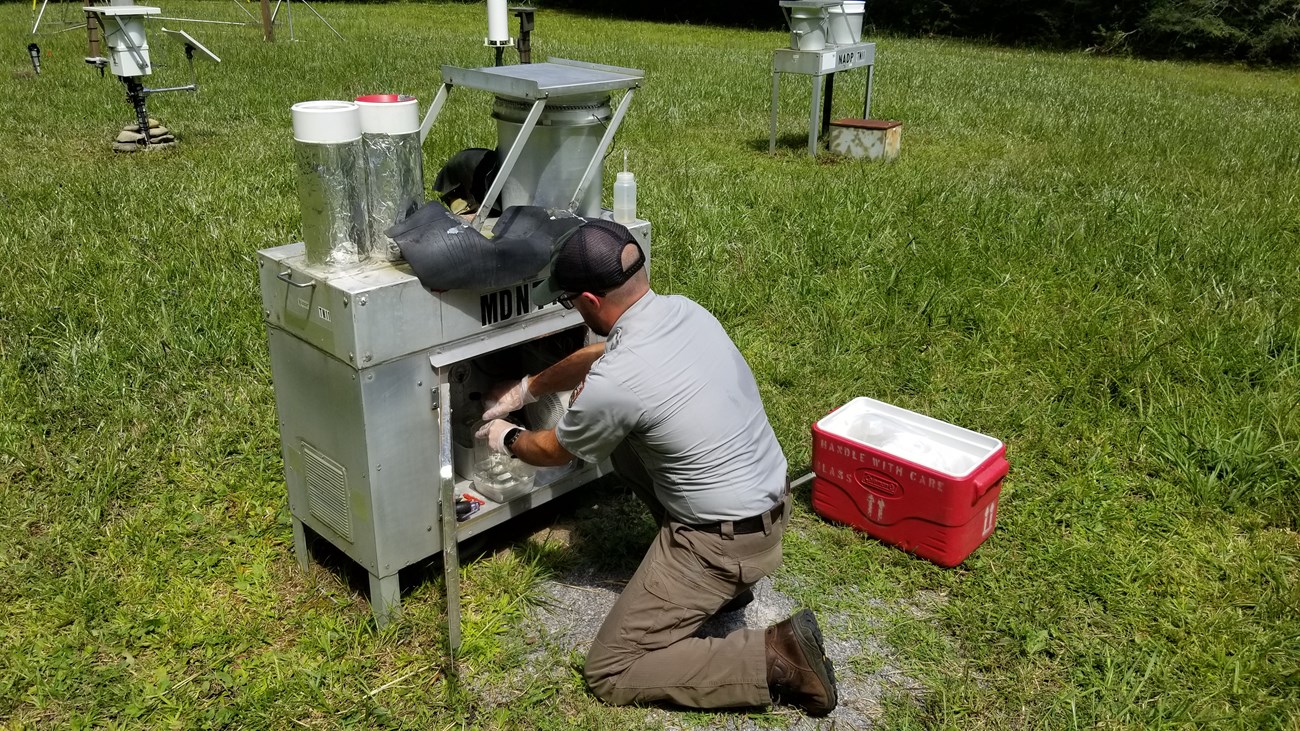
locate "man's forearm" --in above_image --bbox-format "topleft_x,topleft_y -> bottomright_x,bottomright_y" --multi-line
512,428 -> 576,467
529,342 -> 604,396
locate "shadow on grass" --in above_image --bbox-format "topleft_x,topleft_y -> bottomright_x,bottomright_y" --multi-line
746,135 -> 852,167
474,475 -> 654,576
746,132 -> 819,155
290,476 -> 656,627
298,470 -> 821,627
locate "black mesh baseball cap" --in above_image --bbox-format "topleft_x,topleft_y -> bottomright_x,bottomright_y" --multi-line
531,219 -> 645,307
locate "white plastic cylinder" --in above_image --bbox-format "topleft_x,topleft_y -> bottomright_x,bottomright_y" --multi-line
613,171 -> 637,224
354,94 -> 420,135
487,0 -> 509,43
789,6 -> 829,51
291,100 -> 361,143
827,1 -> 866,45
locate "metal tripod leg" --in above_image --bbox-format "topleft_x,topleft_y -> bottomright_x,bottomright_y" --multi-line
270,0 -> 295,40
295,0 -> 344,40
232,0 -> 259,24
31,0 -> 50,35
271,0 -> 343,41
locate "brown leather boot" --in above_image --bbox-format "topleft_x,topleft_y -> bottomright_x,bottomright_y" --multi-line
765,609 -> 838,716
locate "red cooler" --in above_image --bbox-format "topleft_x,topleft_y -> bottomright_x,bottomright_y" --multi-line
811,397 -> 1009,567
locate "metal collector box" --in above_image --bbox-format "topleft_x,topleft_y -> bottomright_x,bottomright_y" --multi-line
255,220 -> 651,625
811,397 -> 1009,567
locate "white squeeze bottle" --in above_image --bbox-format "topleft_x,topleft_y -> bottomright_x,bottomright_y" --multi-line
613,150 -> 637,223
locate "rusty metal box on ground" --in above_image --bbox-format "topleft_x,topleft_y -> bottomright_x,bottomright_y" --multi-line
828,118 -> 901,160
811,397 -> 1008,567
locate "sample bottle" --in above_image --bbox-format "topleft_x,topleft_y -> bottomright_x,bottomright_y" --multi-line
613,151 -> 637,223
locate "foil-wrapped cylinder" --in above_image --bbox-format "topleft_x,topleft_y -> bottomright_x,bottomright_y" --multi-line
356,95 -> 424,262
291,101 -> 370,269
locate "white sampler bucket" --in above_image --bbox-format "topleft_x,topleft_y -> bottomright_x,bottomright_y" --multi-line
788,6 -> 829,51
827,1 -> 866,44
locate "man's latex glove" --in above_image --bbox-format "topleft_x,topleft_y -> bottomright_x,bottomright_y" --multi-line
482,376 -> 537,421
475,419 -> 517,454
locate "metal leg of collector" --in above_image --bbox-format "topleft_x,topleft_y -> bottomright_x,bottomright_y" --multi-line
864,63 -> 874,118
369,573 -> 402,627
769,71 -> 782,155
807,74 -> 823,157
822,73 -> 836,140
291,516 -> 310,571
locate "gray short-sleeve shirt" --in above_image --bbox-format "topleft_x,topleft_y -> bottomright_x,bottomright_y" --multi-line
555,291 -> 788,523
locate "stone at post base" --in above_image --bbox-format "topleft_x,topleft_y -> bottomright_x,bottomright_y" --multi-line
112,119 -> 178,153
828,119 -> 902,161
124,118 -> 162,133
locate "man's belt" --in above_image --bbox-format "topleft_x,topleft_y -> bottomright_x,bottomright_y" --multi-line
690,501 -> 785,536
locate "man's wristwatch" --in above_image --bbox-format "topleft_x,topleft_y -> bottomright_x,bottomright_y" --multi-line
502,427 -> 524,457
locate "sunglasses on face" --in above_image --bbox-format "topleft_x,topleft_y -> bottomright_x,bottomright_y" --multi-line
558,291 -> 604,309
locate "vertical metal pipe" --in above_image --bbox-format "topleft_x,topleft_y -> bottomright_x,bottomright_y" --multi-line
807,74 -> 823,156
514,9 -> 534,64
769,71 -> 781,154
864,63 -> 875,119
437,370 -> 461,664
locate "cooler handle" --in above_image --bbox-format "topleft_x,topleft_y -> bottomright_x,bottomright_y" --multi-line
971,457 -> 1009,502
278,270 -> 316,289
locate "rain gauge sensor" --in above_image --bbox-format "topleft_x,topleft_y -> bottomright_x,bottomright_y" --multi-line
83,0 -> 221,152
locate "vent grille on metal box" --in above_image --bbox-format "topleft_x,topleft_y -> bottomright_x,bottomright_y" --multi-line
303,442 -> 352,541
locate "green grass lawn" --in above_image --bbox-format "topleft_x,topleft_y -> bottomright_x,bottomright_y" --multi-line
2,2 -> 1298,728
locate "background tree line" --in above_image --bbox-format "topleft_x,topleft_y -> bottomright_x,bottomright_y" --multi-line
532,0 -> 1300,64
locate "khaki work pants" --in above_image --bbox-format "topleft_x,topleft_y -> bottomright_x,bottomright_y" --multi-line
583,445 -> 788,709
